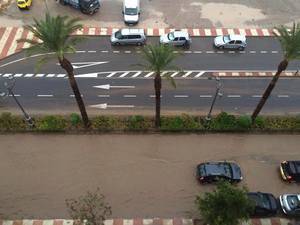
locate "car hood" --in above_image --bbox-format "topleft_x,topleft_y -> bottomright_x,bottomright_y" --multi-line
214,36 -> 225,46
124,14 -> 139,22
160,34 -> 170,44
231,163 -> 242,180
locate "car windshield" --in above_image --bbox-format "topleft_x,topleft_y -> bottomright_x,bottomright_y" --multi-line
287,195 -> 300,210
167,32 -> 175,41
125,7 -> 138,15
223,35 -> 231,43
115,31 -> 123,39
221,163 -> 232,177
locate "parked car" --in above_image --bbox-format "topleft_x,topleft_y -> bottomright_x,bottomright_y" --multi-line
280,161 -> 300,182
279,194 -> 300,215
59,0 -> 100,15
247,192 -> 278,217
160,30 -> 191,47
110,28 -> 146,46
123,0 -> 140,25
196,161 -> 243,184
214,34 -> 247,50
17,0 -> 32,9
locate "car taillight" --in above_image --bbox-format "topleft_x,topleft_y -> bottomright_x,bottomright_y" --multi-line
199,177 -> 204,180
287,175 -> 292,180
282,161 -> 287,164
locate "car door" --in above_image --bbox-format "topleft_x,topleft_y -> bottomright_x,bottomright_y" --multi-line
227,40 -> 235,49
172,37 -> 180,46
178,37 -> 186,46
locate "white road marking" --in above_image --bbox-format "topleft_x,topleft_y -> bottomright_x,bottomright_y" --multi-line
217,51 -> 224,54
37,94 -> 53,97
131,71 -> 142,77
124,51 -> 131,53
200,95 -> 212,98
278,95 -> 289,98
57,74 -> 66,77
149,95 -> 162,98
144,72 -> 155,77
184,51 -> 192,53
94,85 -> 135,89
182,71 -> 193,78
35,74 -> 45,77
124,95 -> 136,98
2,73 -> 12,77
173,51 -> 179,53
271,51 -> 278,53
70,94 -> 83,97
206,51 -> 214,54
76,50 -> 85,53
228,51 -> 235,54
174,95 -> 189,98
0,27 -> 12,55
98,95 -> 110,98
136,50 -> 141,53
14,74 -> 23,77
193,51 -> 202,53
24,74 -> 34,77
250,51 -> 256,53
88,50 -> 96,53
46,74 -> 55,77
170,72 -> 179,77
106,72 -> 117,78
239,51 -> 246,54
75,73 -> 98,78
194,71 -> 206,78
113,51 -> 120,53
260,51 -> 268,53
101,50 -> 109,53
119,72 -> 130,77
9,94 -> 21,97
227,95 -> 241,98
89,103 -> 134,109
252,95 -> 262,98
7,27 -> 24,56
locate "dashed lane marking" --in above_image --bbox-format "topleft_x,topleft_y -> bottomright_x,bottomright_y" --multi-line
174,95 -> 189,98
200,95 -> 212,98
37,94 -> 53,97
252,95 -> 262,98
278,95 -> 289,98
124,95 -> 136,98
98,95 -> 110,97
227,95 -> 241,98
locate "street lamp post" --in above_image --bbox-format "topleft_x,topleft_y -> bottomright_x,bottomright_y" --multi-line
3,75 -> 34,127
205,76 -> 222,121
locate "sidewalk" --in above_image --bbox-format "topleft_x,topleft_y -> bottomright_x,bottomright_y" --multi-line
0,219 -> 294,225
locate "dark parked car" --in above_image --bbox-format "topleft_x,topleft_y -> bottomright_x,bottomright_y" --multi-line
280,161 -> 300,182
196,161 -> 243,184
247,192 -> 278,217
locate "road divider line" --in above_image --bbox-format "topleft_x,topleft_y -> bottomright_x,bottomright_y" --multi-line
227,95 -> 241,98
278,95 -> 289,98
106,72 -> 117,78
206,51 -> 214,54
101,50 -> 109,53
119,72 -> 130,77
124,51 -> 131,54
193,51 -> 202,53
174,95 -> 189,98
37,94 -> 53,97
70,94 -> 83,97
35,74 -> 45,77
24,74 -> 34,77
250,51 -> 256,53
144,72 -> 154,78
2,73 -> 12,77
76,50 -> 85,53
260,51 -> 268,53
171,72 -> 179,77
149,95 -> 162,98
88,50 -> 96,53
182,71 -> 193,78
9,94 -> 21,97
252,95 -> 262,98
194,71 -> 206,78
131,71 -> 142,78
217,51 -> 224,54
98,95 -> 110,97
271,51 -> 278,53
183,51 -> 192,54
124,95 -> 136,98
228,51 -> 235,54
13,73 -> 23,77
113,51 -> 120,53
46,74 -> 56,77
200,95 -> 212,98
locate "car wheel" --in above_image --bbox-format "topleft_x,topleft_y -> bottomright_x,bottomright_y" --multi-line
114,42 -> 121,46
219,46 -> 224,50
238,46 -> 245,51
136,42 -> 142,46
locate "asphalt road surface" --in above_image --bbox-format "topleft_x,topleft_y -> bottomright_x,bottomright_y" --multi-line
0,36 -> 300,114
1,134 -> 300,219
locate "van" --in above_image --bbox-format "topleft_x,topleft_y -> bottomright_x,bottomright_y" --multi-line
110,29 -> 146,46
123,0 -> 140,25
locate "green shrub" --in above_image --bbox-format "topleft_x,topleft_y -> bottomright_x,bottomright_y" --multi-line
92,116 -> 123,130
237,115 -> 252,129
0,112 -> 26,131
181,114 -> 202,129
161,116 -> 184,130
264,116 -> 299,130
70,113 -> 81,127
36,115 -> 67,131
254,116 -> 265,129
126,115 -> 152,130
209,112 -> 237,130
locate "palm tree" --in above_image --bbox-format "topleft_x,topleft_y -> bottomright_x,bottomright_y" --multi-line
252,23 -> 300,123
18,13 -> 90,128
141,44 -> 179,128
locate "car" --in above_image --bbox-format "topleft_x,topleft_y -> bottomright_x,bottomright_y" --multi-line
110,28 -> 146,46
160,30 -> 191,47
280,160 -> 300,182
279,194 -> 300,215
247,192 -> 278,217
17,0 -> 32,9
123,0 -> 140,25
213,34 -> 247,50
196,161 -> 243,184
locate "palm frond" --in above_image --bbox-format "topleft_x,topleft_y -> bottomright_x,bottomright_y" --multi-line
164,73 -> 176,88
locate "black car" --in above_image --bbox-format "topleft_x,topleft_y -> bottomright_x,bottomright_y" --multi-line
247,192 -> 278,217
280,161 -> 300,182
196,161 -> 243,184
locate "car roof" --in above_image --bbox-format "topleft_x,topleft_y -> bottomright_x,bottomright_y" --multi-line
120,29 -> 145,35
124,0 -> 139,7
229,34 -> 246,42
287,161 -> 300,174
201,162 -> 232,176
173,30 -> 190,38
248,192 -> 272,208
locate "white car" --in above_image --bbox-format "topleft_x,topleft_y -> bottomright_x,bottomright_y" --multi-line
160,30 -> 191,47
214,34 -> 247,50
279,194 -> 300,215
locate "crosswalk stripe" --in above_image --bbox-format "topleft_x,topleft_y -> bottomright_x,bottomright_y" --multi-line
131,71 -> 142,77
170,72 -> 179,77
106,72 -> 116,77
2,73 -> 12,77
35,74 -> 45,77
57,74 -> 66,77
46,74 -> 56,77
14,73 -> 23,77
119,72 -> 130,77
7,27 -> 24,55
194,71 -> 205,77
24,73 -> 34,77
182,71 -> 192,77
23,31 -> 33,49
144,72 -> 154,77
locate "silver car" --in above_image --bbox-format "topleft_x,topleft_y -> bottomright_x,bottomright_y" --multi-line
110,28 -> 146,46
279,194 -> 300,215
214,34 -> 247,50
160,30 -> 191,47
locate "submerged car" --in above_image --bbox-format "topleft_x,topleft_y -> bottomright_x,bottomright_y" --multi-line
279,194 -> 300,215
17,0 -> 32,9
196,161 -> 243,184
160,30 -> 191,47
280,160 -> 300,182
248,192 -> 278,217
214,34 -> 247,50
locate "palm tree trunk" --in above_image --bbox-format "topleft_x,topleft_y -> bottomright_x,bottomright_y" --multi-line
251,59 -> 288,123
154,73 -> 162,128
59,57 -> 90,128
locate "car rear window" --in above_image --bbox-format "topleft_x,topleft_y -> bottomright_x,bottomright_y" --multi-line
287,195 -> 300,210
249,193 -> 270,209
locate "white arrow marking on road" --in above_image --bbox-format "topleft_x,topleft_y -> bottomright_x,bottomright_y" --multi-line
89,103 -> 135,109
93,84 -> 135,90
75,73 -> 98,78
56,62 -> 109,69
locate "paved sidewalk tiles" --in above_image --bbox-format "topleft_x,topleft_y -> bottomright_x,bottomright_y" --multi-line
0,219 -> 294,225
0,26 -> 277,61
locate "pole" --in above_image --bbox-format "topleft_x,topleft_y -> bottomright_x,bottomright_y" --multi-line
206,77 -> 222,121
